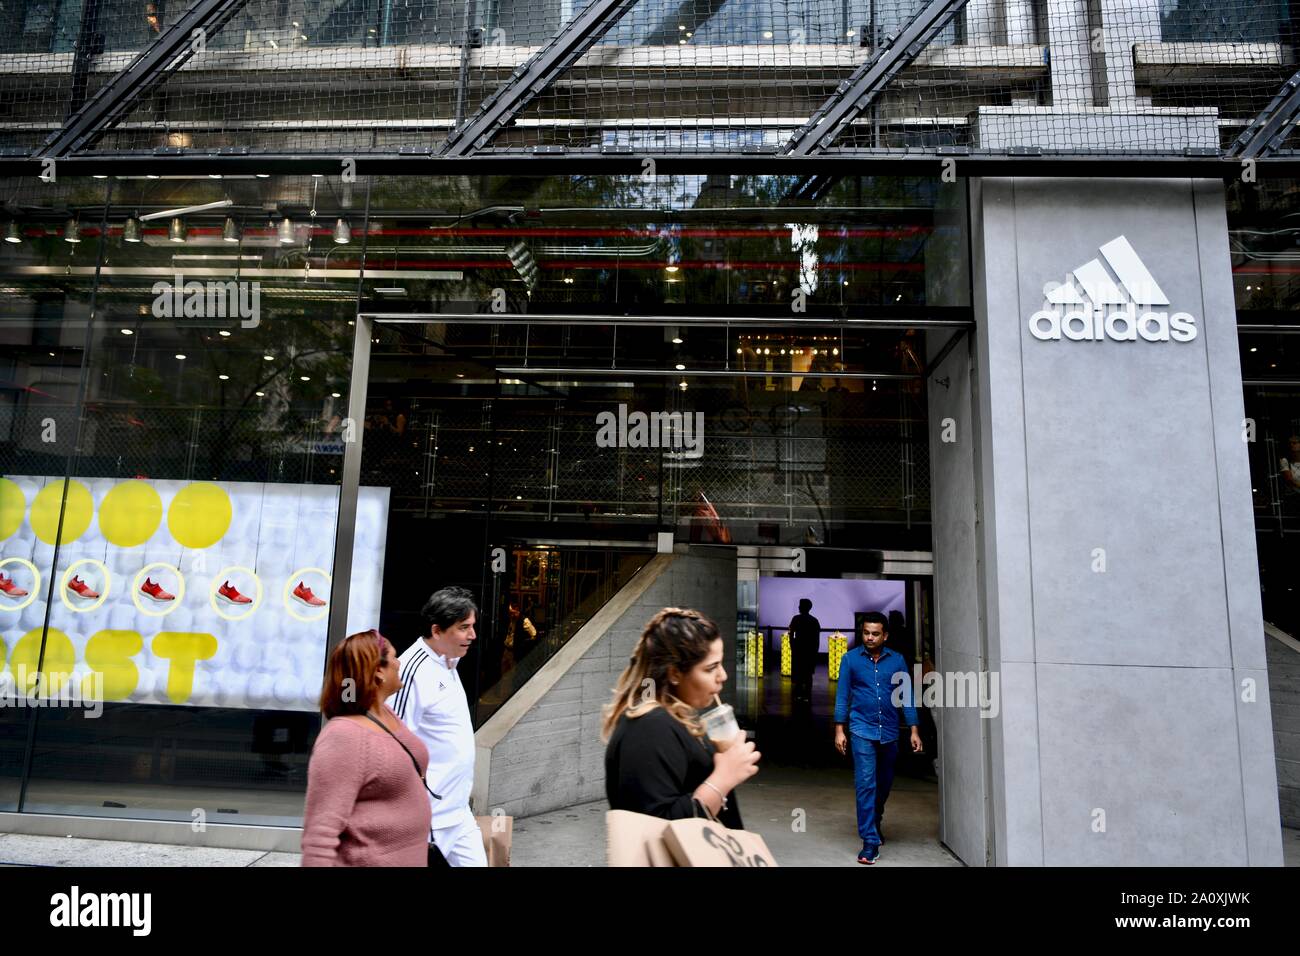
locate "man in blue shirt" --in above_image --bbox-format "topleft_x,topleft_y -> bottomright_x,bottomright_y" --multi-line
833,611 -> 922,864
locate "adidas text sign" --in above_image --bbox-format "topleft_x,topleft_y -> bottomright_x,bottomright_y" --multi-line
1029,236 -> 1197,344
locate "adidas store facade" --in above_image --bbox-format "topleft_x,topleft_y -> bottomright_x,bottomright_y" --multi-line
926,177 -> 1282,866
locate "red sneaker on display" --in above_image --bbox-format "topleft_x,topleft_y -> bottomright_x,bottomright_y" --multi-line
0,573 -> 28,597
217,580 -> 252,605
140,577 -> 175,603
292,581 -> 326,607
66,575 -> 100,600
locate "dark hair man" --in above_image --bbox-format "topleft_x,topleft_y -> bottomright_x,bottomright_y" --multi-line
833,611 -> 922,865
389,586 -> 486,866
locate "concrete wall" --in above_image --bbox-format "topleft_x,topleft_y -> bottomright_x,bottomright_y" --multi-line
472,547 -> 738,819
926,332 -> 993,866
1267,627 -> 1300,827
962,176 -> 1284,865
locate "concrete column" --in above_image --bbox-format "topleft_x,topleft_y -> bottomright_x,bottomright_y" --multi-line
1003,0 -> 1036,45
1045,0 -> 1093,108
1099,0 -> 1160,110
939,176 -> 1286,865
964,0 -> 1002,45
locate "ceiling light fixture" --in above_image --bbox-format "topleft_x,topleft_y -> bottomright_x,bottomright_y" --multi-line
64,218 -> 81,243
332,218 -> 351,244
168,217 -> 186,242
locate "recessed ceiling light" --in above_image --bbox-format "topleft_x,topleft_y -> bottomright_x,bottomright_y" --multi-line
218,374 -> 230,380
175,353 -> 186,360
263,354 -> 274,361
672,335 -> 683,344
255,391 -> 265,397
675,363 -> 685,370
300,375 -> 310,381
331,392 -> 341,398
218,330 -> 232,337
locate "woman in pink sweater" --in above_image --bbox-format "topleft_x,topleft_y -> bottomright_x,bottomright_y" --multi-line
301,630 -> 432,866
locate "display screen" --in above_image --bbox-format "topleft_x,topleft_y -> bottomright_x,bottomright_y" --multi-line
0,475 -> 388,712
757,576 -> 906,652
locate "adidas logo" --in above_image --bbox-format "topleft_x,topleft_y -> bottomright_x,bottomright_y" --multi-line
1029,235 -> 1197,344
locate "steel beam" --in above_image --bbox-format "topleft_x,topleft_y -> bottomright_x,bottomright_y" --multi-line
39,0 -> 252,157
437,0 -> 642,157
783,0 -> 970,156
1229,68 -> 1300,159
5,152 -> 1300,179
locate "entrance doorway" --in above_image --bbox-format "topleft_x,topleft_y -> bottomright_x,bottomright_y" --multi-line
331,311 -> 965,863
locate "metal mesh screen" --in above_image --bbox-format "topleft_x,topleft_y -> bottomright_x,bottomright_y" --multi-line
1,0 -> 1298,159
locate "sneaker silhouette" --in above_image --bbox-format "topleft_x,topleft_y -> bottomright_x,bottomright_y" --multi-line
67,575 -> 100,600
292,581 -> 326,607
140,577 -> 175,602
217,580 -> 252,605
0,572 -> 28,597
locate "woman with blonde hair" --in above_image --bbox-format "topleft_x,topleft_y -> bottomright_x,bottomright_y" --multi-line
301,630 -> 433,866
603,608 -> 760,827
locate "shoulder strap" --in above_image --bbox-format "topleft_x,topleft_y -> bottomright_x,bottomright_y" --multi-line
364,713 -> 442,801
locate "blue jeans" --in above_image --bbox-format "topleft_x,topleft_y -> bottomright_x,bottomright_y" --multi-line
850,735 -> 898,846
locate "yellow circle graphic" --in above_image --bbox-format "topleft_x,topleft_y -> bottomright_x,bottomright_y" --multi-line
284,568 -> 331,623
60,559 -> 111,613
0,478 -> 25,541
31,479 -> 93,545
209,567 -> 263,622
99,481 -> 163,548
131,563 -> 185,617
0,557 -> 40,612
167,482 -> 232,550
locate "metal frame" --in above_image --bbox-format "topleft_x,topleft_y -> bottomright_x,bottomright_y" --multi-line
39,0 -> 252,158
437,0 -> 642,157
1229,69 -> 1300,159
11,0 -> 1300,179
8,153 -> 1300,178
782,0 -> 971,156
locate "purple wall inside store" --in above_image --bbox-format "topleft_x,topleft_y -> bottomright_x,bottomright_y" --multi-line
757,577 -> 906,652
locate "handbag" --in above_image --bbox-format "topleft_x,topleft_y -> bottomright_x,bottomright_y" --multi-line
661,817 -> 777,867
606,798 -> 777,867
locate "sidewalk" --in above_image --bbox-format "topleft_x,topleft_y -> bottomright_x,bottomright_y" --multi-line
3,763 -> 1297,866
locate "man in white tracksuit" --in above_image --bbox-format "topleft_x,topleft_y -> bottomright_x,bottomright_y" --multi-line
389,586 -> 487,867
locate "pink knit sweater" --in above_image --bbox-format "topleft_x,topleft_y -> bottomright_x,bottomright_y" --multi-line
301,712 -> 433,867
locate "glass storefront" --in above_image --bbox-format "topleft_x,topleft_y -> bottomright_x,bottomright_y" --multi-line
1229,178 -> 1300,640
2,171 -> 965,824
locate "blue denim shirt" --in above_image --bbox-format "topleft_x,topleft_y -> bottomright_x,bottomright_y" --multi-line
833,646 -> 919,743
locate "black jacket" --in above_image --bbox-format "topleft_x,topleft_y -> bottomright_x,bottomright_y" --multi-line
605,706 -> 744,829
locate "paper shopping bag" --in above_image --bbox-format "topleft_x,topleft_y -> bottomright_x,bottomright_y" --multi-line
606,810 -> 679,867
477,814 -> 513,867
662,818 -> 778,867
